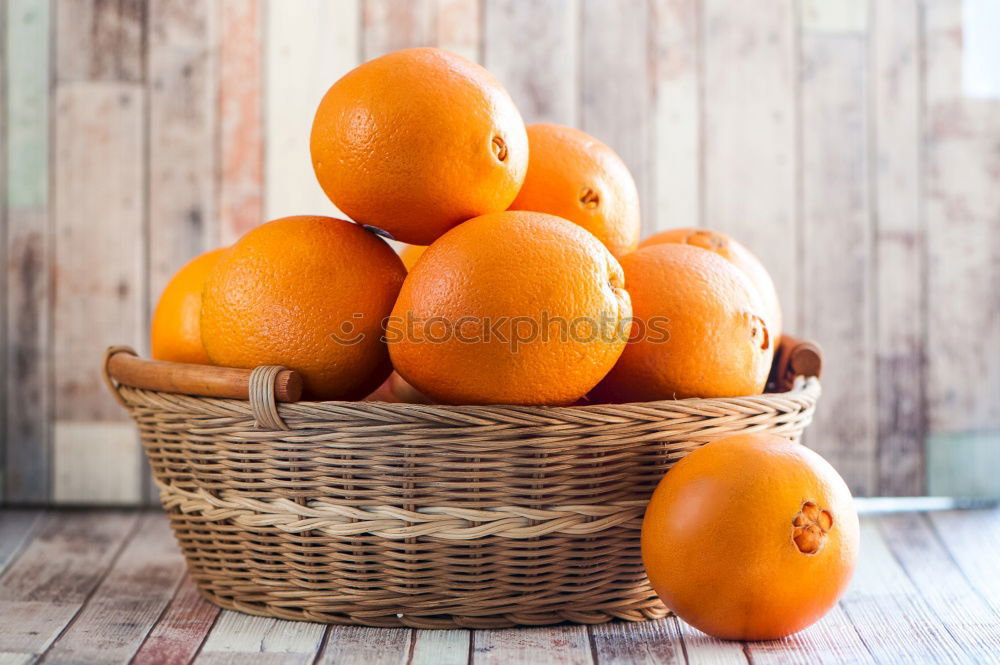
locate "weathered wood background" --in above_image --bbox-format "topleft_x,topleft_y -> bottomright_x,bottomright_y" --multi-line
1,0 -> 997,505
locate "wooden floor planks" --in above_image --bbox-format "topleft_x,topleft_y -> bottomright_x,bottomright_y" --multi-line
0,511 -> 139,662
41,515 -> 188,665
0,509 -> 996,664
131,576 -> 220,665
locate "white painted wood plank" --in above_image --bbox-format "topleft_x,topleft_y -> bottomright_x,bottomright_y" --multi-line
872,0 -> 925,495
702,0 -> 798,328
411,629 -> 469,665
316,626 -> 411,665
800,0 -> 868,32
798,9 -> 876,495
482,0 -> 578,125
196,611 -> 326,665
878,513 -> 1000,663
132,575 -> 220,665
0,512 -> 138,657
590,618 -> 685,665
580,0 -> 653,234
5,0 -> 52,504
472,625 -> 592,665
649,0 -> 701,232
52,81 -> 145,504
927,510 -> 1000,618
52,422 -> 142,504
41,514 -> 188,665
839,520 -> 975,663
264,0 -> 358,222
924,0 -> 1000,443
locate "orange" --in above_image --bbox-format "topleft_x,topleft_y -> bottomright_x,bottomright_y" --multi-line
398,244 -> 427,271
151,248 -> 228,364
387,210 -> 631,405
366,372 -> 433,405
311,47 -> 528,246
591,243 -> 773,401
641,227 -> 782,343
509,123 -> 640,257
642,433 -> 859,640
201,216 -> 406,400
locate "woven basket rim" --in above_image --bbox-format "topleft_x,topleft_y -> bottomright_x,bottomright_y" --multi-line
112,376 -> 821,425
107,356 -> 820,417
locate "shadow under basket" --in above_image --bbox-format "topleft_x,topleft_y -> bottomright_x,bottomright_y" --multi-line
103,336 -> 822,629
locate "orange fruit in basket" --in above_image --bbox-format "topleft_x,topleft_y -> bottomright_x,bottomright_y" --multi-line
398,244 -> 427,271
387,210 -> 631,405
366,372 -> 434,404
311,47 -> 529,246
590,243 -> 773,402
642,433 -> 859,640
151,247 -> 228,364
201,216 -> 406,400
509,123 -> 640,257
641,227 -> 782,343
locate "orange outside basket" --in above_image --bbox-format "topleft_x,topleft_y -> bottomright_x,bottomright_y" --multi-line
104,336 -> 821,629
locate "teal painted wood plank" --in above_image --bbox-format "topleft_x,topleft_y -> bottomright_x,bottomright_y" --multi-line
927,432 -> 1000,498
5,0 -> 49,209
4,0 -> 51,504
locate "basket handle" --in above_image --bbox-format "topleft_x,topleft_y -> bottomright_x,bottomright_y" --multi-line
768,335 -> 823,393
103,347 -> 303,403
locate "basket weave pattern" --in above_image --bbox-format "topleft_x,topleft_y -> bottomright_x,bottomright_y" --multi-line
111,372 -> 820,629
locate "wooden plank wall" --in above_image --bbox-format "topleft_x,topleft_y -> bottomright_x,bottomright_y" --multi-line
1,0 -> 997,504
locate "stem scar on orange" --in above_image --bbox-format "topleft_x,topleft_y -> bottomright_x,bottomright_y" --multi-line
641,227 -> 783,345
641,433 -> 860,641
509,123 -> 641,258
591,243 -> 773,402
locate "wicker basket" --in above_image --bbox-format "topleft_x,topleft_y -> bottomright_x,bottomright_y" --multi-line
103,337 -> 821,629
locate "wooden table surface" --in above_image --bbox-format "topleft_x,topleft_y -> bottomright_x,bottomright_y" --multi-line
0,508 -> 997,665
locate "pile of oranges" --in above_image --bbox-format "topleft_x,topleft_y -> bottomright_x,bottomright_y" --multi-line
153,47 -> 779,408
150,47 -> 857,641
